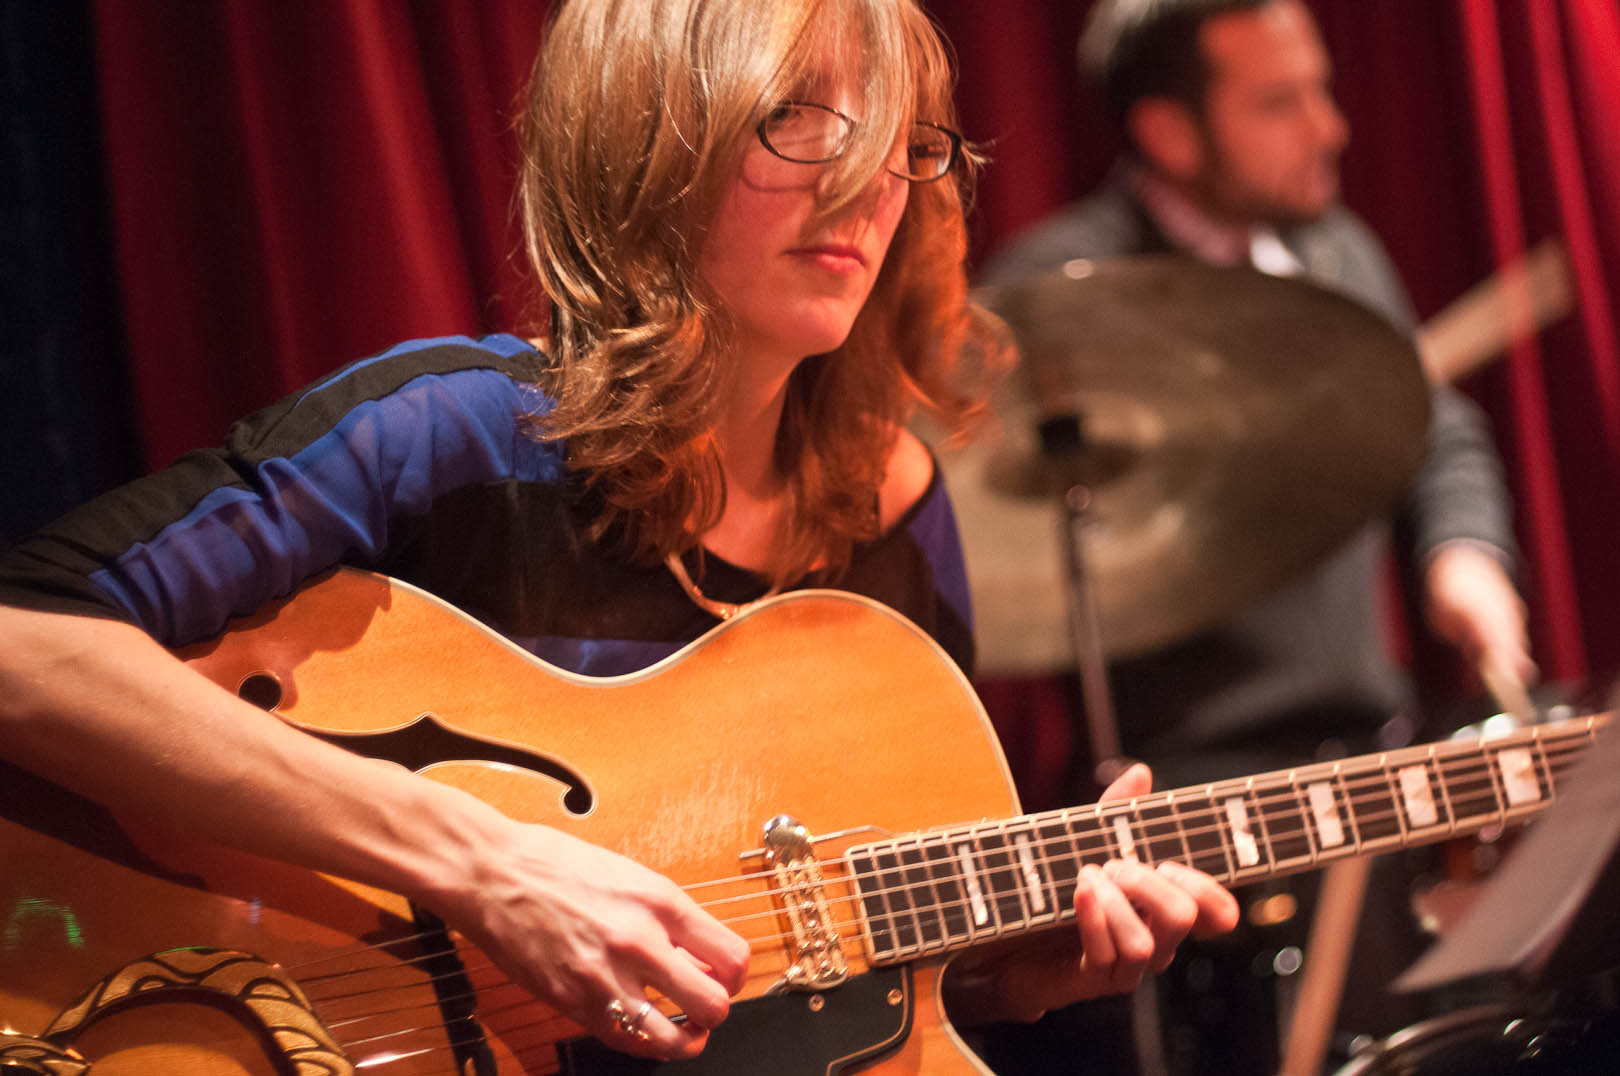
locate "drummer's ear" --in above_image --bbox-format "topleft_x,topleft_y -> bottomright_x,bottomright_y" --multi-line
1128,97 -> 1203,182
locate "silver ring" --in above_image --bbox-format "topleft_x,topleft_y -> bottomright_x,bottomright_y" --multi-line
607,997 -> 653,1040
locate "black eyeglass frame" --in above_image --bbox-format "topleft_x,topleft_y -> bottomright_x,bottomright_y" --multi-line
755,101 -> 963,183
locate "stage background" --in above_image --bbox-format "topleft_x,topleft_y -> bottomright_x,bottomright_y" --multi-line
6,0 -> 1617,804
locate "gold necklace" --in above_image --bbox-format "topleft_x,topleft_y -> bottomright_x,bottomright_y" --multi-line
665,552 -> 781,621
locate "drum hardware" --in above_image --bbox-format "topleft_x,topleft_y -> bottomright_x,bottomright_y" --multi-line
1332,997 -> 1620,1075
953,256 -> 1430,676
1039,411 -> 1128,787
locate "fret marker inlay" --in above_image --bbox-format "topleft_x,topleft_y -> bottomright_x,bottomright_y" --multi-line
955,844 -> 989,926
1112,816 -> 1137,860
1306,781 -> 1344,847
1014,835 -> 1048,913
1398,764 -> 1438,826
1224,797 -> 1259,867
1498,748 -> 1541,806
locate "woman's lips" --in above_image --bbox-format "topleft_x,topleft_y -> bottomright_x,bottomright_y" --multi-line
789,244 -> 866,272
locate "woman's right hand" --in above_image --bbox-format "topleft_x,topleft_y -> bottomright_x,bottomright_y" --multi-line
433,818 -> 752,1061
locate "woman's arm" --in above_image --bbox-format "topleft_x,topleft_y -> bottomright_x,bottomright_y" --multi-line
0,604 -> 749,1060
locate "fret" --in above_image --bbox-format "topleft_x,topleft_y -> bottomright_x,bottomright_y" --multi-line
1135,796 -> 1188,866
1214,784 -> 1268,879
1391,757 -> 1448,836
1489,740 -> 1546,813
1301,772 -> 1347,854
846,844 -> 902,961
1009,822 -> 1059,925
893,835 -> 948,955
1541,723 -> 1599,786
1427,746 -> 1460,831
1176,788 -> 1234,879
1333,767 -> 1363,849
1098,803 -> 1140,862
1433,740 -> 1501,829
871,844 -> 919,957
950,835 -> 993,936
1167,793 -> 1195,865
1256,773 -> 1313,869
972,824 -> 1032,934
920,831 -> 973,946
1032,811 -> 1084,904
1071,804 -> 1116,868
1342,757 -> 1402,849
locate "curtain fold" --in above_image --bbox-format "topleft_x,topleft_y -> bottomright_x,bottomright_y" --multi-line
90,0 -> 548,469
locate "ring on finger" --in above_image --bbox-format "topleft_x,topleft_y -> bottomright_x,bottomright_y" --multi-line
607,997 -> 653,1041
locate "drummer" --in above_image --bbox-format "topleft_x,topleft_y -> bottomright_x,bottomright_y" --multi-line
977,0 -> 1530,1070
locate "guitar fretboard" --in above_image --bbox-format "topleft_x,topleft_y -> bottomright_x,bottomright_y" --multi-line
843,716 -> 1605,965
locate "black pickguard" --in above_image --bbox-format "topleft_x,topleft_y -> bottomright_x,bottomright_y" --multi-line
556,966 -> 913,1075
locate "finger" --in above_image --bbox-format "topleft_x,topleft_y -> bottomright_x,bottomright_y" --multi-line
661,897 -> 752,996
632,937 -> 739,1032
593,995 -> 696,1060
1089,863 -> 1155,992
1071,864 -> 1116,970
1156,860 -> 1241,936
1104,859 -> 1199,971
1099,762 -> 1153,803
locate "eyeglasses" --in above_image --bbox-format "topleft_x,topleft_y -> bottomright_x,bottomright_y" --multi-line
757,101 -> 962,183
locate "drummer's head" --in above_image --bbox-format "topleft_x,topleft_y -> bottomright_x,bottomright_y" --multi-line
1081,0 -> 1349,227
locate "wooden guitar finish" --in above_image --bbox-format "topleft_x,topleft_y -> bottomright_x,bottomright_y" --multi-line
0,569 -> 1018,1074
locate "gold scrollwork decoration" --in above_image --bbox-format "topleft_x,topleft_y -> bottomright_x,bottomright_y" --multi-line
41,946 -> 352,1076
0,1031 -> 91,1076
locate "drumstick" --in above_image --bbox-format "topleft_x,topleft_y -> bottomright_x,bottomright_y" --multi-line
1478,650 -> 1538,726
1415,236 -> 1573,384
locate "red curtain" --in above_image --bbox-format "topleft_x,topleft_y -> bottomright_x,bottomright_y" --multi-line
90,1 -> 1620,802
91,0 -> 550,468
924,0 -> 1620,803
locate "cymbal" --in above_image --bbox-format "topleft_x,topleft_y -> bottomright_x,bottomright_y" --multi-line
943,255 -> 1430,674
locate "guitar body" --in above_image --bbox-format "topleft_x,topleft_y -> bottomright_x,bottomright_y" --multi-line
0,570 -> 1020,1075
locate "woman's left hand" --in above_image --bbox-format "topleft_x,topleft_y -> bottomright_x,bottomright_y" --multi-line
943,763 -> 1240,1024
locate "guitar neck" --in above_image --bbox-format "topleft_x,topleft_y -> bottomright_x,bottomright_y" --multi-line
843,715 -> 1608,965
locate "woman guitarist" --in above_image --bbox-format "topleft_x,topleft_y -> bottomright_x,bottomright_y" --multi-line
0,0 -> 1237,1068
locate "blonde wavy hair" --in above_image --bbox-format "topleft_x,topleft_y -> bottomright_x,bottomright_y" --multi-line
518,0 -> 1008,584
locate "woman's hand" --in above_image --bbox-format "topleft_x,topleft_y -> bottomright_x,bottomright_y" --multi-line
433,819 -> 752,1061
943,763 -> 1239,1025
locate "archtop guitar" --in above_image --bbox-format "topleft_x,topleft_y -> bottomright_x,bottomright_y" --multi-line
0,569 -> 1604,1074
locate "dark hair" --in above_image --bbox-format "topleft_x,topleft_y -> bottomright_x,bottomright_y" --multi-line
1079,0 -> 1272,131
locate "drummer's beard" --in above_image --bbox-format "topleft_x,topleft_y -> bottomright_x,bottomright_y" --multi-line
1196,140 -> 1344,231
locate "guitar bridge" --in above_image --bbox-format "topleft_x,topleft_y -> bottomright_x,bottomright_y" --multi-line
760,815 -> 849,991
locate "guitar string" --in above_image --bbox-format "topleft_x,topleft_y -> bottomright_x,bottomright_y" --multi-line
295,732 -> 1592,1023
653,732 -> 1592,921
669,727 -> 1597,901
792,738 -> 1592,928
265,732 -> 1594,1069
290,736 -> 1596,1069
290,734 -> 1590,1005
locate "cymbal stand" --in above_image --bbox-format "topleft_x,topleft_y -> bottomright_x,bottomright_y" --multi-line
1042,414 -> 1166,1074
1039,415 -> 1127,787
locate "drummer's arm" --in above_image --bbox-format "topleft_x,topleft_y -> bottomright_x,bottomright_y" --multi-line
1404,386 -> 1533,689
1423,541 -> 1534,690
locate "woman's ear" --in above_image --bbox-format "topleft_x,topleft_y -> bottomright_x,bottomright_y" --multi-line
1127,96 -> 1204,181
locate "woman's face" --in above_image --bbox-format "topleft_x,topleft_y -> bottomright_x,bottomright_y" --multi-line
698,68 -> 910,380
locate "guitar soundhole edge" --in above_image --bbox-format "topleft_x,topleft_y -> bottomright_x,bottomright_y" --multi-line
237,672 -> 284,711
